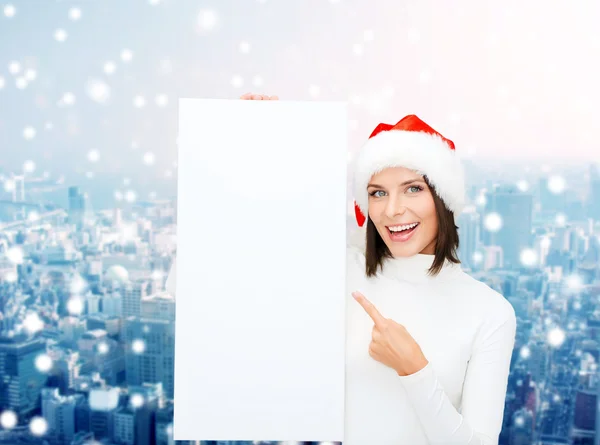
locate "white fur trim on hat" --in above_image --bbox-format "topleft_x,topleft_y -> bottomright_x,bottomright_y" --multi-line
353,129 -> 466,218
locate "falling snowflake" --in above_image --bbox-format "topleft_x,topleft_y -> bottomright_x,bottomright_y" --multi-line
547,175 -> 566,194
35,354 -> 53,373
132,339 -> 146,354
555,213 -> 567,226
239,41 -> 251,53
133,95 -> 146,108
516,180 -> 529,191
514,416 -> 524,426
4,4 -> 16,17
54,29 -> 68,42
0,410 -> 17,429
59,92 -> 76,107
23,160 -> 36,172
484,212 -> 503,232
547,327 -> 565,347
27,211 -> 40,222
114,190 -> 124,201
15,77 -> 27,89
29,417 -> 48,436
566,274 -> 583,290
252,75 -> 263,87
8,61 -> 20,74
67,298 -> 84,315
0,76 -> 4,89
23,126 -> 36,140
86,78 -> 110,104
143,152 -> 155,165
520,346 -> 531,359
68,7 -> 82,21
7,246 -> 24,264
103,62 -> 116,75
4,270 -> 17,283
155,94 -> 168,107
125,190 -> 137,202
24,69 -> 37,81
2,178 -> 15,192
540,236 -> 551,249
23,312 -> 44,334
197,9 -> 218,31
88,150 -> 100,162
98,342 -> 109,354
130,393 -> 145,408
121,49 -> 133,62
70,274 -> 87,294
520,248 -> 538,267
352,43 -> 364,56
472,251 -> 483,264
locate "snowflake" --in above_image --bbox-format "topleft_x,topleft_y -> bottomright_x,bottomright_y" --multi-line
68,8 -> 82,21
35,354 -> 53,373
547,175 -> 566,194
547,327 -> 565,347
0,410 -> 17,429
54,29 -> 68,42
484,212 -> 503,232
29,417 -> 48,436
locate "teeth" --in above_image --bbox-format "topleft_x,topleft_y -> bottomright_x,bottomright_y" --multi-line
389,222 -> 419,232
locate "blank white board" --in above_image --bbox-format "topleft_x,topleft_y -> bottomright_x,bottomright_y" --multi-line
173,98 -> 348,442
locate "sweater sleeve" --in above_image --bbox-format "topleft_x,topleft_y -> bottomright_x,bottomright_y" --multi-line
396,304 -> 517,445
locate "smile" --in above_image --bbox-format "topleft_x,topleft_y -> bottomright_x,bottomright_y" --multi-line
386,222 -> 420,242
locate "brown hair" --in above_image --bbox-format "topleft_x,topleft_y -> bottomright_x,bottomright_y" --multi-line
364,175 -> 461,278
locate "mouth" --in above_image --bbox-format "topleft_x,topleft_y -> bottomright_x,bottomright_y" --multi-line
386,222 -> 420,242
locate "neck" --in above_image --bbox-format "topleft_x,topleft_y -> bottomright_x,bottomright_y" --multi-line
380,252 -> 460,283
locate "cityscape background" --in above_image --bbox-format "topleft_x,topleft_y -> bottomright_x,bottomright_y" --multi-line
1,1 -> 599,444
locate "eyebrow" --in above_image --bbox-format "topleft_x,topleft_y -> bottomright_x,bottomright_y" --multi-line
367,179 -> 425,189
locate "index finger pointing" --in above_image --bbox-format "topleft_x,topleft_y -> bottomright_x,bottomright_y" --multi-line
352,291 -> 386,327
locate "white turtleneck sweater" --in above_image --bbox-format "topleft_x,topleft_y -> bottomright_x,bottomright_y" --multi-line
165,231 -> 516,445
345,230 -> 517,445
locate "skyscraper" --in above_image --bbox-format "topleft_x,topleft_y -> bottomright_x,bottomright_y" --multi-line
481,185 -> 534,269
68,186 -> 86,230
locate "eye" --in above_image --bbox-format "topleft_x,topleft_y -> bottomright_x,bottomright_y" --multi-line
408,185 -> 423,193
368,190 -> 385,197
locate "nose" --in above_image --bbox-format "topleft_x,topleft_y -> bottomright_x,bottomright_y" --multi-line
384,193 -> 408,219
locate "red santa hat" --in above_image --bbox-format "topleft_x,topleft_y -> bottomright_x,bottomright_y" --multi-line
353,114 -> 466,227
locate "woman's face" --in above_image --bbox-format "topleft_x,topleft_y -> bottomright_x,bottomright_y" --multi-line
367,166 -> 438,256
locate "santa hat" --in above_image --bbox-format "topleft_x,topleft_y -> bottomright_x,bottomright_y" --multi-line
352,114 -> 465,227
